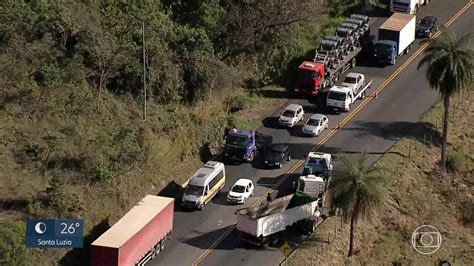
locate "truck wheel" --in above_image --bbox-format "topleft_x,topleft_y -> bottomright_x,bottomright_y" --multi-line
161,239 -> 166,251
279,163 -> 282,169
155,243 -> 161,255
360,91 -> 366,99
248,151 -> 255,162
261,237 -> 270,248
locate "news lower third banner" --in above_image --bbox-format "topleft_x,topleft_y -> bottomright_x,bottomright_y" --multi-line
26,219 -> 83,248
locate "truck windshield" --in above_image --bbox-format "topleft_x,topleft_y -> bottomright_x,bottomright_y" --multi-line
186,185 -> 204,196
303,162 -> 328,175
327,91 -> 347,101
282,110 -> 295,117
226,135 -> 248,147
377,43 -> 393,52
298,69 -> 318,80
343,76 -> 357,84
231,185 -> 246,193
393,1 -> 409,6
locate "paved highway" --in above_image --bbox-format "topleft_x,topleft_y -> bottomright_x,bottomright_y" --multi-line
153,1 -> 473,265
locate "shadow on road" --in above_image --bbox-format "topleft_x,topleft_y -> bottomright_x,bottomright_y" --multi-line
59,218 -> 111,266
286,143 -> 317,160
337,121 -> 442,147
256,175 -> 284,188
262,116 -> 282,129
182,225 -> 238,250
288,125 -> 307,138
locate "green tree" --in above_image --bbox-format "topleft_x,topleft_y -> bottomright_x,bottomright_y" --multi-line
329,154 -> 389,257
0,221 -> 31,265
46,168 -> 68,216
417,30 -> 473,171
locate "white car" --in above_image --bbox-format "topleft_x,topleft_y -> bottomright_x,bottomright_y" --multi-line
279,104 -> 304,127
302,114 -> 329,136
227,179 -> 254,204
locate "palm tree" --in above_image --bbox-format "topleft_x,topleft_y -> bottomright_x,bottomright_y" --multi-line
417,30 -> 473,171
329,154 -> 389,257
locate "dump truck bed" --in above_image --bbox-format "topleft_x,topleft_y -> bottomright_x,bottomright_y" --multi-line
236,192 -> 318,238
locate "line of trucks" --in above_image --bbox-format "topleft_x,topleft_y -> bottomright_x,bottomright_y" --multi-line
294,12 -> 416,99
89,10 -> 420,266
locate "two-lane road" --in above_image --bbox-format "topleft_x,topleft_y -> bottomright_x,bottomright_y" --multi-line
153,1 -> 473,265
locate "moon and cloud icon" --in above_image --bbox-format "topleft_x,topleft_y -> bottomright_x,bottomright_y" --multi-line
34,222 -> 47,234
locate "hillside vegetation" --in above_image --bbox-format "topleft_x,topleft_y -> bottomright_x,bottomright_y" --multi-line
0,0 -> 365,264
289,92 -> 474,265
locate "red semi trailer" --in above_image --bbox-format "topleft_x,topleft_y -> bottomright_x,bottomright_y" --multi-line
91,195 -> 174,266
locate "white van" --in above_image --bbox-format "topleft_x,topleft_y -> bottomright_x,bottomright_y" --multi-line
181,161 -> 225,210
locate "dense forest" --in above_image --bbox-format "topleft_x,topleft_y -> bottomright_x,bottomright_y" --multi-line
0,0 -> 363,264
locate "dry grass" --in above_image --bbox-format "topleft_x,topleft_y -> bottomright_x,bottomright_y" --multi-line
289,92 -> 474,265
0,80 -> 286,264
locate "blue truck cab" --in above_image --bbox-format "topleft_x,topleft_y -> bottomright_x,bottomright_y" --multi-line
302,152 -> 333,182
224,129 -> 272,162
374,40 -> 398,65
374,13 -> 416,65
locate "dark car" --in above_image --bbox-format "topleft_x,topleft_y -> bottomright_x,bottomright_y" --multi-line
416,16 -> 439,38
263,144 -> 291,168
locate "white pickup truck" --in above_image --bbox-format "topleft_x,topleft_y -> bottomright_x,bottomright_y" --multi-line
326,72 -> 373,112
236,192 -> 321,247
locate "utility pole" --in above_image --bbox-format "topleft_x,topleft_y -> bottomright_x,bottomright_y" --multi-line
142,21 -> 147,121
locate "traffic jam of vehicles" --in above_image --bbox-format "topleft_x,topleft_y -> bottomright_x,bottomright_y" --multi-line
90,4 -> 437,265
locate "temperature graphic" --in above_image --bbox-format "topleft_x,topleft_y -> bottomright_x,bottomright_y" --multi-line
26,219 -> 83,248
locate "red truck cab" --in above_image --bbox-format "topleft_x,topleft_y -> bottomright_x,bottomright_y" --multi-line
293,61 -> 325,97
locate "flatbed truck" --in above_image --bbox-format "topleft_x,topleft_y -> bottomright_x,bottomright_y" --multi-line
326,72 -> 373,112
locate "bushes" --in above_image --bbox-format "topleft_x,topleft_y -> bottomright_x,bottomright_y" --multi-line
91,161 -> 115,182
447,149 -> 473,172
0,221 -> 31,266
226,89 -> 261,113
460,201 -> 474,226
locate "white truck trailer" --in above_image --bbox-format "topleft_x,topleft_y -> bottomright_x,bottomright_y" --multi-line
375,13 -> 416,65
326,72 -> 373,112
236,192 -> 321,247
